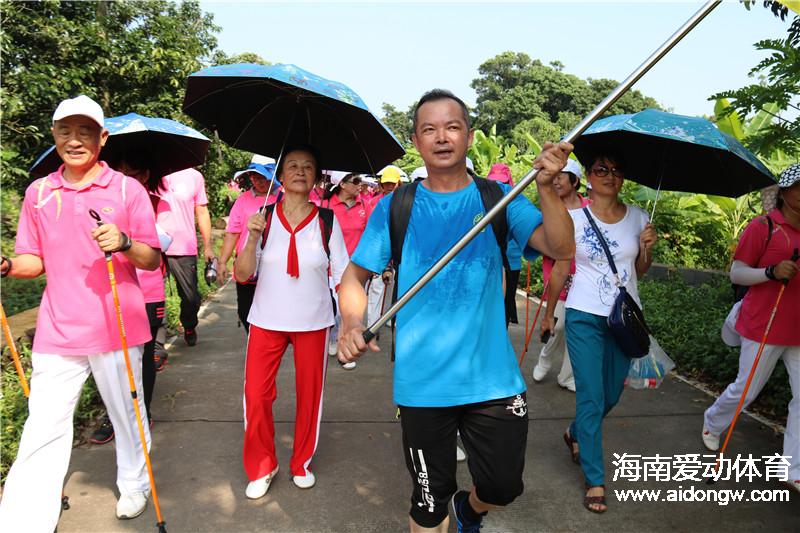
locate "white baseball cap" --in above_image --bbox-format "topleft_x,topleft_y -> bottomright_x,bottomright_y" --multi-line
251,154 -> 276,165
52,95 -> 104,128
562,159 -> 584,178
410,166 -> 428,182
329,171 -> 350,189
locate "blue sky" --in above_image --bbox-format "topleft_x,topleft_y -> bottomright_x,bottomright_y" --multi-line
200,1 -> 792,120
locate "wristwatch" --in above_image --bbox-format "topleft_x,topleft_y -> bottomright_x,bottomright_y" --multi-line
1,256 -> 11,278
118,233 -> 133,252
765,265 -> 777,281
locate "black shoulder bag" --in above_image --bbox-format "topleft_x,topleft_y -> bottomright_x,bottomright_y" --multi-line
583,207 -> 650,358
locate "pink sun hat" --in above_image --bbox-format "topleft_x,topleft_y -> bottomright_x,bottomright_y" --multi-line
487,163 -> 513,186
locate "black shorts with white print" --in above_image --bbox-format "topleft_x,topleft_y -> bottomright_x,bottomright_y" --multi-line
399,392 -> 529,528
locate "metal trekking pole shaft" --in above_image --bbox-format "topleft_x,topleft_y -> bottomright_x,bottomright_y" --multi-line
1,303 -> 30,397
90,210 -> 168,532
363,0 -> 721,342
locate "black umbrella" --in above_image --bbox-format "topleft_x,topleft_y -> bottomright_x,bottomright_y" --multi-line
572,109 -> 776,199
29,113 -> 210,178
182,63 -> 405,173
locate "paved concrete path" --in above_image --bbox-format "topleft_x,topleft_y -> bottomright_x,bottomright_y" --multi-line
57,283 -> 798,532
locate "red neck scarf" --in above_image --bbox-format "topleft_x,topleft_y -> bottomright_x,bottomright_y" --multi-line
276,202 -> 318,278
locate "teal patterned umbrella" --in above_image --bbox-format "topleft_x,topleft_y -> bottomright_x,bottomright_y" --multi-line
573,109 -> 775,197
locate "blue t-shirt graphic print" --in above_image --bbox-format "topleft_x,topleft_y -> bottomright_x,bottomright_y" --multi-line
351,181 -> 542,407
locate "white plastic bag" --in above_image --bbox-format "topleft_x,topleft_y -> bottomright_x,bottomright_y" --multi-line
625,335 -> 676,390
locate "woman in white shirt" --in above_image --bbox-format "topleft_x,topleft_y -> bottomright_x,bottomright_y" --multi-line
234,146 -> 349,498
545,150 -> 656,513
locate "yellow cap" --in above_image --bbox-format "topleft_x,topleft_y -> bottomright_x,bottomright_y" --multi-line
380,167 -> 401,184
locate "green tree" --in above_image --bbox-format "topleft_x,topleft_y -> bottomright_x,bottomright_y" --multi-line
711,1 -> 799,159
381,103 -> 414,144
0,0 -> 219,192
470,51 -> 660,138
211,50 -> 270,66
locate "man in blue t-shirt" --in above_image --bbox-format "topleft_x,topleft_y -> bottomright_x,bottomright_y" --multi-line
338,89 -> 575,533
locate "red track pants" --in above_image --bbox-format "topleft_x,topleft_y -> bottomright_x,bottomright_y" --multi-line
243,325 -> 328,479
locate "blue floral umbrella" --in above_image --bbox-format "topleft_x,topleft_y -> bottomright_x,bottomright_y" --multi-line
182,63 -> 405,173
573,109 -> 775,198
29,113 -> 210,178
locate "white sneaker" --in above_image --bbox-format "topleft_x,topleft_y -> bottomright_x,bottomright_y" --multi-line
532,362 -> 550,382
782,479 -> 800,494
702,426 -> 720,451
559,379 -> 576,392
456,445 -> 466,463
292,471 -> 316,489
116,490 -> 149,519
327,340 -> 338,356
246,466 -> 279,499
341,361 -> 356,370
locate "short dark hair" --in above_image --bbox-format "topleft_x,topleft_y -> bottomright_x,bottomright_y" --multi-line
112,150 -> 162,193
412,89 -> 471,132
585,148 -> 627,175
276,144 -> 323,184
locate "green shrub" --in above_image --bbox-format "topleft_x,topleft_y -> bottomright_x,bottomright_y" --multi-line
640,275 -> 790,422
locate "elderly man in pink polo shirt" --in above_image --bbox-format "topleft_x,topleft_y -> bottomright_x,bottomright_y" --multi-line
0,95 -> 161,530
157,167 -> 215,346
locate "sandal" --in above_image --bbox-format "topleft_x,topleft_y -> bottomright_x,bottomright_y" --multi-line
584,484 -> 607,514
563,430 -> 580,464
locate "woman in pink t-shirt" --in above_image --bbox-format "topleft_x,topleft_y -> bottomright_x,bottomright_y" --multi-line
217,163 -> 280,332
703,164 -> 800,494
322,172 -> 372,255
535,159 -> 589,392
234,145 -> 349,499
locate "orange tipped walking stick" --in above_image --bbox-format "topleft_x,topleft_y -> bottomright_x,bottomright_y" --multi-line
2,302 -> 71,511
709,248 -> 798,482
519,281 -> 548,365
90,210 -> 167,532
1,303 -> 30,397
523,263 -> 531,341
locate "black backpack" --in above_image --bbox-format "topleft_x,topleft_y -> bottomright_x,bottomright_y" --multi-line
732,215 -> 772,303
388,177 -> 510,270
384,177 -> 511,358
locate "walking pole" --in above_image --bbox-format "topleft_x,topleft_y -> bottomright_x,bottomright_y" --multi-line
89,210 -> 168,533
519,281 -> 548,365
2,303 -> 72,511
709,249 -> 798,482
523,263 -> 531,342
362,0 -> 722,344
1,303 -> 30,397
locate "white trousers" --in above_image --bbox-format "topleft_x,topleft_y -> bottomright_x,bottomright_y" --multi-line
704,339 -> 799,479
367,275 -> 392,327
536,300 -> 574,386
0,347 -> 151,532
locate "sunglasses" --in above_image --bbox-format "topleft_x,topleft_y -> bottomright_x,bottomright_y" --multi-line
591,166 -> 624,178
345,177 -> 362,186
